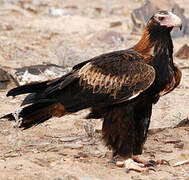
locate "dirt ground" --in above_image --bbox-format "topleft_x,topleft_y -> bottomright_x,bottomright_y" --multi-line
0,0 -> 189,179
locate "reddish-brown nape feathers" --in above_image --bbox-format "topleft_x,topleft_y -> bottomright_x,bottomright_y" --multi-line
133,23 -> 154,55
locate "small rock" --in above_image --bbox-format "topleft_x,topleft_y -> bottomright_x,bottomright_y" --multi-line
74,152 -> 88,158
174,142 -> 184,149
60,136 -> 79,142
48,8 -> 70,16
165,139 -> 181,144
4,152 -> 20,158
110,21 -> 122,28
31,158 -> 51,167
94,7 -> 103,14
23,3 -> 38,13
0,68 -> 16,89
93,150 -> 100,155
174,118 -> 189,128
15,164 -> 23,170
160,149 -> 173,153
12,64 -> 70,85
1,129 -> 10,136
131,175 -> 142,180
175,44 -> 189,59
3,24 -> 14,31
63,143 -> 83,149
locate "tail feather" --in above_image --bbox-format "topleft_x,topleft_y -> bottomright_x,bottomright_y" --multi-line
1,102 -> 66,129
7,81 -> 50,97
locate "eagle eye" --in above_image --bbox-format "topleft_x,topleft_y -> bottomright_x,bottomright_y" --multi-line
158,16 -> 165,21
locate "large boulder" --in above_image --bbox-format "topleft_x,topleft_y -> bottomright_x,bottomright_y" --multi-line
0,68 -> 16,89
11,64 -> 71,85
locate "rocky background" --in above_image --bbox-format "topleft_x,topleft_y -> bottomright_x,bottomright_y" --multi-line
0,0 -> 188,179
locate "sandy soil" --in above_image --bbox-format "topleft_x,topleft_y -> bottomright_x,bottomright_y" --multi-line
0,0 -> 189,179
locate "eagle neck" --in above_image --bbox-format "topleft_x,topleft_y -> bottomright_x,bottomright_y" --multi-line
134,25 -> 174,62
133,28 -> 154,56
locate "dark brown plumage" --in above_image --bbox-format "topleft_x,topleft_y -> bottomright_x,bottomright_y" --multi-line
1,11 -> 182,160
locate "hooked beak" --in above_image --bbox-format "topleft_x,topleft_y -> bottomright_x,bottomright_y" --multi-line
168,12 -> 182,30
180,24 -> 182,30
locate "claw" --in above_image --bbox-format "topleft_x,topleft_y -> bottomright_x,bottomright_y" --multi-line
108,155 -> 119,164
144,162 -> 156,167
149,160 -> 156,165
108,159 -> 117,164
147,167 -> 156,172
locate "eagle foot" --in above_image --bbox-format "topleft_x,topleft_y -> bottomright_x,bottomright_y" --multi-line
115,159 -> 155,173
114,156 -> 169,173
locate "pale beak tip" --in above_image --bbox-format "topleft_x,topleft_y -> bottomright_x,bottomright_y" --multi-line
180,24 -> 182,30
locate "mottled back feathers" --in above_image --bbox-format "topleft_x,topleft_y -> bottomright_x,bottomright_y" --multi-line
78,50 -> 155,101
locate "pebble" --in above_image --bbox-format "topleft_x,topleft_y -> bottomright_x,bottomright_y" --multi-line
63,143 -> 83,149
31,158 -> 51,168
48,8 -> 70,16
15,164 -> 23,170
131,175 -> 142,180
174,142 -> 184,149
1,129 -> 10,136
165,139 -> 181,144
110,21 -> 122,28
160,149 -> 173,153
60,136 -> 79,142
74,152 -> 88,158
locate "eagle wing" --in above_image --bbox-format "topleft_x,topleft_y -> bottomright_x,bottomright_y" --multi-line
4,50 -> 156,128
43,50 -> 156,111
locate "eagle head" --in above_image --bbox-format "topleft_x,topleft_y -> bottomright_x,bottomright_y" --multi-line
149,10 -> 182,31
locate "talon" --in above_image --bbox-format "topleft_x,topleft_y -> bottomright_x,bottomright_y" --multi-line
108,155 -> 119,164
144,162 -> 156,167
108,159 -> 117,164
148,167 -> 156,172
149,160 -> 156,164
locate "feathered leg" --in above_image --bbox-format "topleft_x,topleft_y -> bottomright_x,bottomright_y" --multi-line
104,103 -> 169,172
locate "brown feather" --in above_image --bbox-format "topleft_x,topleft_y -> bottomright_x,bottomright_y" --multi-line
52,103 -> 67,117
78,54 -> 155,100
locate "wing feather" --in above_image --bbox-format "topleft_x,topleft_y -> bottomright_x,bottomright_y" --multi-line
78,52 -> 155,101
